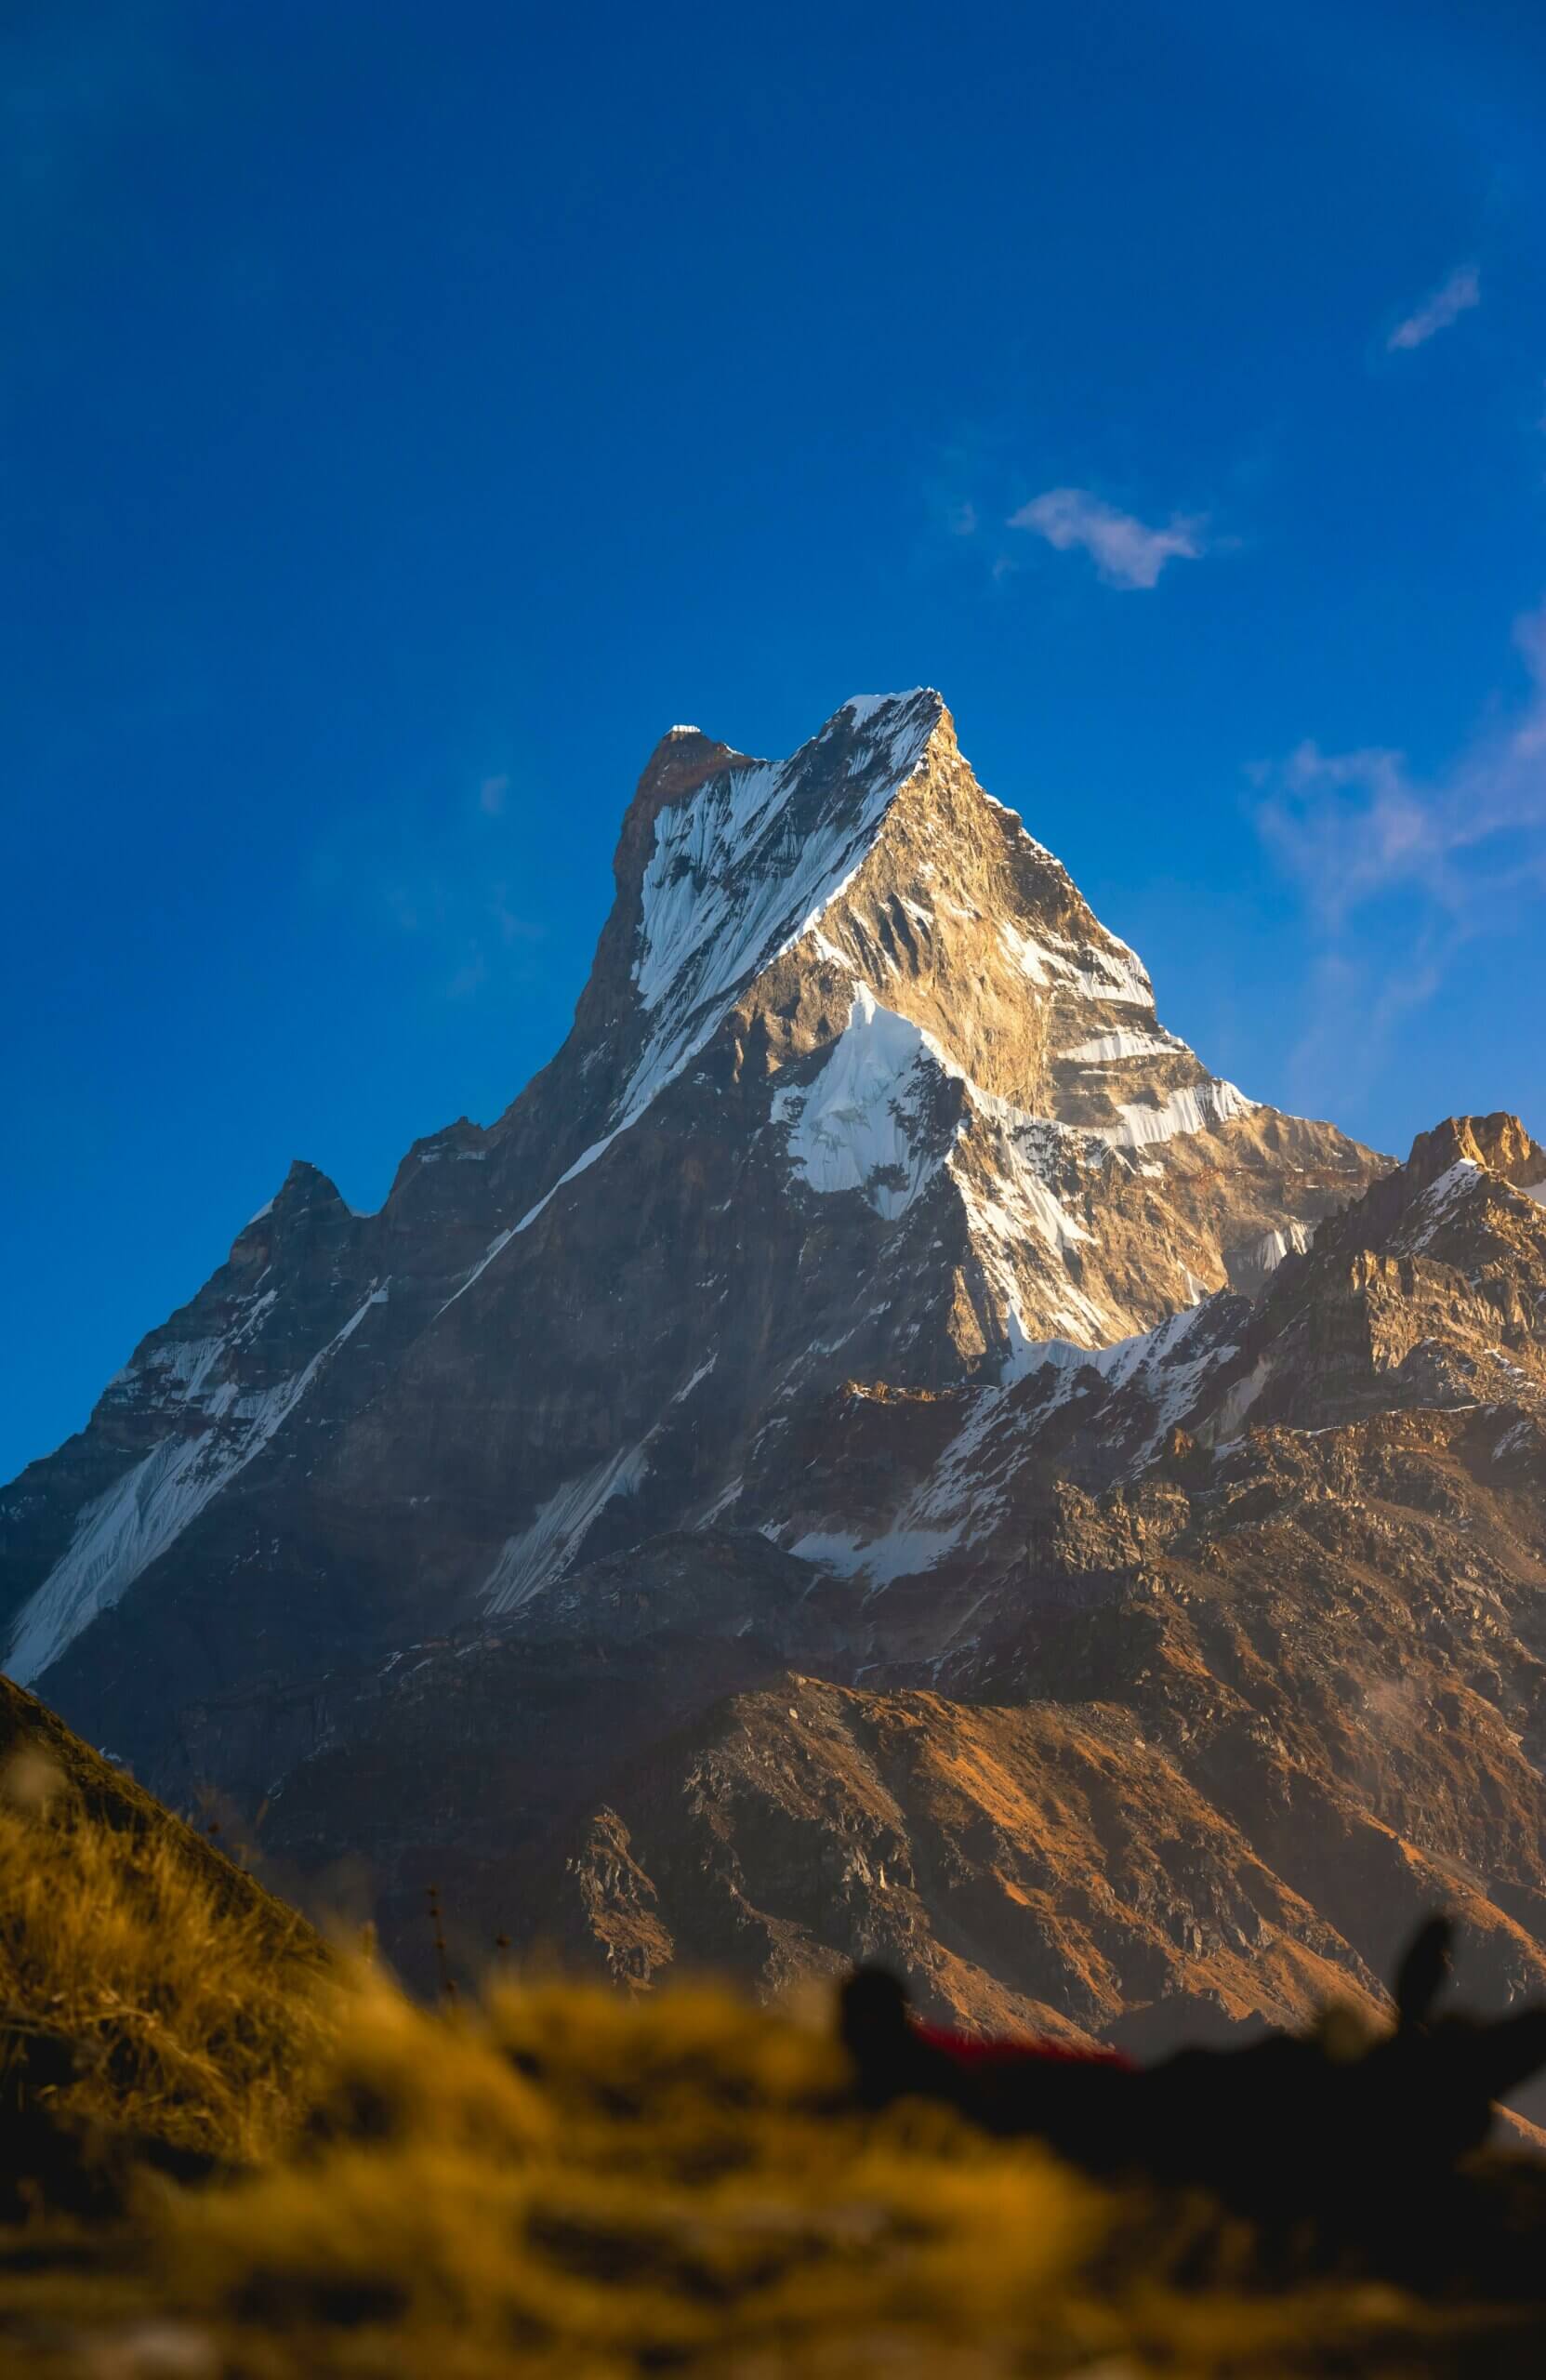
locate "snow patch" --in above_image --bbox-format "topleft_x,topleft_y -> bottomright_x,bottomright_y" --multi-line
1406,1158 -> 1482,1249
773,989 -> 1101,1294
1231,1221 -> 1314,1294
1098,1078 -> 1256,1151
997,922 -> 1061,985
7,1287 -> 388,1686
788,1523 -> 962,1587
1202,1354 -> 1275,1443
514,1131 -> 622,1235
773,986 -> 941,1220
671,1354 -> 719,1405
841,690 -> 928,733
999,1296 -> 1235,1438
1061,1030 -> 1179,1065
1073,945 -> 1156,1008
484,1445 -> 649,1614
632,695 -> 935,1028
996,922 -> 1154,1010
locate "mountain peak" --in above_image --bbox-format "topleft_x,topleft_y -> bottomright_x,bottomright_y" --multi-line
1407,1112 -> 1546,1192
831,685 -> 951,758
278,1157 -> 343,1201
480,689 -> 1377,1352
622,692 -> 949,867
634,723 -> 748,808
557,689 -> 955,1147
232,1158 -> 348,1244
836,685 -> 947,730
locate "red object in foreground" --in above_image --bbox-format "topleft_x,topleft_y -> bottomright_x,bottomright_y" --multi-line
913,2021 -> 1135,2073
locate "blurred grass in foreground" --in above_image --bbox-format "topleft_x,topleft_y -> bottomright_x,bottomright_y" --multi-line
0,1688 -> 1544,2375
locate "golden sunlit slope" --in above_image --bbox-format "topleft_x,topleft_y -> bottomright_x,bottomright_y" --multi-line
0,1671 -> 329,2169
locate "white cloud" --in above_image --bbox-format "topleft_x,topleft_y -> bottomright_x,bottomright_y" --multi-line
1257,602 -> 1546,931
1008,487 -> 1205,589
1386,264 -> 1480,352
479,773 -> 509,815
1256,602 -> 1546,1104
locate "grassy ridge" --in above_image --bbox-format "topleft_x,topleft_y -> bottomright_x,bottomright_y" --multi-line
0,1675 -> 328,2167
1,1677 -> 1545,2375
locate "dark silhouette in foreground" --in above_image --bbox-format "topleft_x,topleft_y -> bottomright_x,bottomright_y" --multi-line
841,1920 -> 1546,2281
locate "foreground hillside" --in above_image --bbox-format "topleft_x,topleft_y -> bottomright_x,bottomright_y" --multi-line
0,1672 -> 326,2173
7,1679 -> 1546,2378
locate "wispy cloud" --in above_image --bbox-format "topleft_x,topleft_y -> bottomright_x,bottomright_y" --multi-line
1257,602 -> 1546,928
1386,263 -> 1480,352
1255,602 -> 1546,1106
479,773 -> 509,815
1008,488 -> 1206,589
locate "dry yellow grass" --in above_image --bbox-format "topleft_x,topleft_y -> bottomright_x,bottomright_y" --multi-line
0,1679 -> 1543,2376
138,1977 -> 1544,2379
0,1710 -> 330,2167
0,1795 -> 325,2165
154,1977 -> 1101,2375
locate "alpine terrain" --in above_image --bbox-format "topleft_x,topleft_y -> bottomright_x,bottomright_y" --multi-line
5,691 -> 1545,2066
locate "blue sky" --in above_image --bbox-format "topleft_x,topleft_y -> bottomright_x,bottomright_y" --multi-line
5,0 -> 1546,1482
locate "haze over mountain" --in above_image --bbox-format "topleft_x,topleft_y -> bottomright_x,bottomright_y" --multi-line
4,694 -> 1543,2058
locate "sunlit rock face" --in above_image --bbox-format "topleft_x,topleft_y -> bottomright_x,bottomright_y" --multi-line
11,695 -> 1546,2074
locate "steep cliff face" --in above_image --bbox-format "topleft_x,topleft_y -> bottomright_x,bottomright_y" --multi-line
15,692 -> 1545,2065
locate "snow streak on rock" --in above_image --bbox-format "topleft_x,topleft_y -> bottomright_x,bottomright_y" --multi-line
1062,1030 -> 1182,1065
483,1445 -> 649,1615
1098,1079 -> 1257,1151
998,921 -> 1154,1009
7,1287 -> 389,1685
